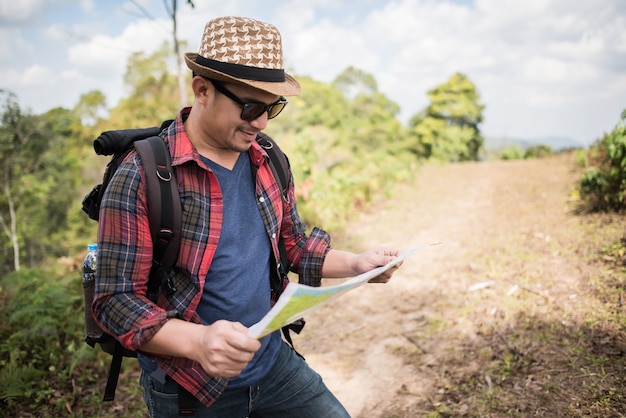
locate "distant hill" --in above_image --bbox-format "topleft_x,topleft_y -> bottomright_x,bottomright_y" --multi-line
484,135 -> 585,152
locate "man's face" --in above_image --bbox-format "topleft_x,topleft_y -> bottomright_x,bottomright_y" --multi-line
201,78 -> 282,153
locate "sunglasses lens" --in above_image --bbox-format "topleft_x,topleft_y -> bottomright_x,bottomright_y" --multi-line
210,80 -> 289,121
267,101 -> 287,119
239,97 -> 288,121
241,103 -> 267,121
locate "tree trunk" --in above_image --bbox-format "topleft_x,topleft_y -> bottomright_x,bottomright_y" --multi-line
170,0 -> 188,107
1,176 -> 20,271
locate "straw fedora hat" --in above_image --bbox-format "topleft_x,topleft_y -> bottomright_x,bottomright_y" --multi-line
185,16 -> 301,96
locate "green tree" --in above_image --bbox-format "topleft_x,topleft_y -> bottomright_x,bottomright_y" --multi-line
0,92 -> 82,273
334,67 -> 405,154
43,107 -> 88,254
409,72 -> 485,162
129,0 -> 195,107
73,90 -> 107,127
267,69 -> 413,229
333,66 -> 378,100
524,144 -> 553,159
0,91 -> 25,271
107,42 -> 181,129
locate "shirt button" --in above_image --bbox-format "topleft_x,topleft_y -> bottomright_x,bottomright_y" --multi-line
272,233 -> 276,239
259,196 -> 265,203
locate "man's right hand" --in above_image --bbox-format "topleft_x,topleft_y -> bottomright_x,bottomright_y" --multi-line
140,318 -> 261,378
192,320 -> 261,378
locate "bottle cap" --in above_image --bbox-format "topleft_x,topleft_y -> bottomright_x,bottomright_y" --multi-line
87,243 -> 98,252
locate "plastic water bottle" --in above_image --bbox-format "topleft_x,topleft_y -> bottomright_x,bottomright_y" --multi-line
82,243 -> 103,344
82,243 -> 97,283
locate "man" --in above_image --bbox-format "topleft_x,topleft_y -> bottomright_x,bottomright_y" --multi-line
94,16 -> 401,417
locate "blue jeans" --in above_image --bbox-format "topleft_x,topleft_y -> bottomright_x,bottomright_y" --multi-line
140,342 -> 350,417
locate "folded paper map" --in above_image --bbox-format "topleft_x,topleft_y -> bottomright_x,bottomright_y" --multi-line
249,244 -> 438,339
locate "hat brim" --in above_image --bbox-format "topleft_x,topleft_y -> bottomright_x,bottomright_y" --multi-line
185,53 -> 301,97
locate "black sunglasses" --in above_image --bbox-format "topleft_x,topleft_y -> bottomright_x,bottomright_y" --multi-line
208,79 -> 288,121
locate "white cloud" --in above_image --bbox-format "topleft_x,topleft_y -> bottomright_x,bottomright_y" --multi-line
66,17 -> 170,99
0,0 -> 95,25
0,65 -> 60,113
288,21 -> 375,82
174,0 -> 626,142
0,0 -> 46,23
0,65 -> 53,87
43,24 -> 74,42
21,65 -> 54,85
78,0 -> 94,13
68,33 -> 133,76
0,27 -> 31,60
3,0 -> 625,144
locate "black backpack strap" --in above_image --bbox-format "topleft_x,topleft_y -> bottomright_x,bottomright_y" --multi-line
134,136 -> 196,413
256,134 -> 306,355
102,341 -> 125,401
134,136 -> 181,271
177,384 -> 198,415
100,136 -> 181,403
257,132 -> 290,203
256,133 -> 290,274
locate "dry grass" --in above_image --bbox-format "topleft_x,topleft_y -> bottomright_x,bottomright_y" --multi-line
301,152 -> 626,417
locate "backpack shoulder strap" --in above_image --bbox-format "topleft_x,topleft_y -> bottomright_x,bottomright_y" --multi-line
256,132 -> 290,202
255,132 -> 292,289
133,136 -> 181,272
255,133 -> 305,348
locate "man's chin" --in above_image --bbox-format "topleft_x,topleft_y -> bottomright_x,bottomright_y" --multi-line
231,141 -> 253,153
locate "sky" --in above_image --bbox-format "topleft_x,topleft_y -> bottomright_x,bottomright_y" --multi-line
1,0 -> 625,146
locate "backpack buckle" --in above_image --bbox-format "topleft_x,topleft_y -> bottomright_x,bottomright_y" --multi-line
156,165 -> 172,181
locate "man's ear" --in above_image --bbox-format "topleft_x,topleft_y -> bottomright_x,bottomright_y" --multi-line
191,76 -> 211,104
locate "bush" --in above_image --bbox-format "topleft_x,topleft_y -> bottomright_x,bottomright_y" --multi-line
578,110 -> 626,213
524,144 -> 552,159
499,146 -> 525,160
0,268 -> 101,416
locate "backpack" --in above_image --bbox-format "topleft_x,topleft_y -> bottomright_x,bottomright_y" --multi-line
81,120 -> 298,403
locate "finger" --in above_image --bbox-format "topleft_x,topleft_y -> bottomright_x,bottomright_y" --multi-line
226,322 -> 261,353
384,248 -> 400,257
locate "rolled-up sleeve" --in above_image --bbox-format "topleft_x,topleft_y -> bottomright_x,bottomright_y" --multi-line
93,155 -> 171,350
277,168 -> 331,287
296,226 -> 331,287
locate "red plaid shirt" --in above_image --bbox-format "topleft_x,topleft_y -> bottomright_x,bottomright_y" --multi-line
94,108 -> 331,406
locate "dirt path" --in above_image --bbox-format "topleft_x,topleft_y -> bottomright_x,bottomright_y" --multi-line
298,153 -> 625,417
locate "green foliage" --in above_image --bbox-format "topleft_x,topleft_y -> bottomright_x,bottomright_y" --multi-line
74,90 -> 108,127
496,144 -> 553,161
524,144 -> 553,159
578,110 -> 626,213
332,66 -> 378,100
408,72 -> 485,162
499,145 -> 526,160
0,268 -> 93,414
267,71 -> 414,230
0,93 -> 84,273
108,41 -> 183,129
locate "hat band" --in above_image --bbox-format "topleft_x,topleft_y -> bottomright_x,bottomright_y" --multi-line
195,55 -> 286,82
